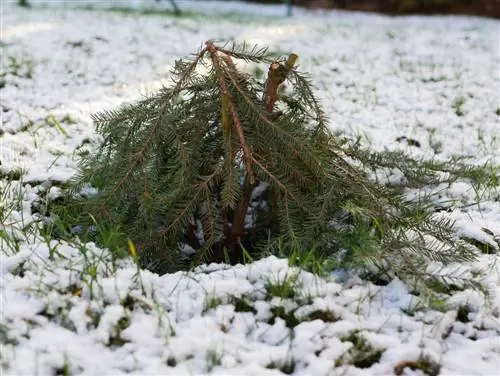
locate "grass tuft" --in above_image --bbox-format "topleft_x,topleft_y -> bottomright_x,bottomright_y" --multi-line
205,348 -> 222,373
394,356 -> 441,376
204,296 -> 223,312
265,272 -> 301,300
337,330 -> 384,369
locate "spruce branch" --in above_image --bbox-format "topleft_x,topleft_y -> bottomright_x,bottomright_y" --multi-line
207,40 -> 254,184
59,40 -> 482,295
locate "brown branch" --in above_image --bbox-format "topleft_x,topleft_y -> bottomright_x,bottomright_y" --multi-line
262,53 -> 298,111
221,65 -> 328,184
206,40 -> 255,186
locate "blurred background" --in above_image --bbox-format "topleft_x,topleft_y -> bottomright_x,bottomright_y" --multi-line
13,0 -> 500,18
247,0 -> 500,18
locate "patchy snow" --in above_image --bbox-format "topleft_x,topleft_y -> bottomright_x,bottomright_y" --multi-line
1,1 -> 500,375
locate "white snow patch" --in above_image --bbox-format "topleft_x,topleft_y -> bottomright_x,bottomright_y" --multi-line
1,1 -> 499,375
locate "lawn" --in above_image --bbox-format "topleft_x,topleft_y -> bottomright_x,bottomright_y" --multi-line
1,1 -> 499,375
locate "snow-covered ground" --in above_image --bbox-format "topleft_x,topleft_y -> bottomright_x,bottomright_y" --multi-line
1,1 -> 499,375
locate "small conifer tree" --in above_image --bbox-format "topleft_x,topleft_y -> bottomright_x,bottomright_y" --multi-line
62,40 -> 478,290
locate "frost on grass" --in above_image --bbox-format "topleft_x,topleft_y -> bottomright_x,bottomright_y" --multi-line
2,240 -> 500,375
1,1 -> 500,375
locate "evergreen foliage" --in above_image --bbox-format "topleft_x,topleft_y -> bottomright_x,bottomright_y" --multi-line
60,40 -> 479,290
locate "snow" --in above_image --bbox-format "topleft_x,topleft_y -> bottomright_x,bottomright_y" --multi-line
1,1 -> 500,375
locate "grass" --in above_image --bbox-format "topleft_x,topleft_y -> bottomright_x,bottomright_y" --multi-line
0,54 -> 35,89
393,355 -> 441,376
1,182 -> 496,373
336,330 -> 385,368
69,3 -> 280,24
4,121 -> 496,306
0,169 -> 25,181
109,315 -> 131,347
204,295 -> 223,312
266,357 -> 296,374
76,4 -> 196,18
205,348 -> 222,373
264,271 -> 301,300
2,5 -> 500,375
54,357 -> 72,376
233,296 -> 256,313
0,323 -> 19,347
452,95 -> 466,117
